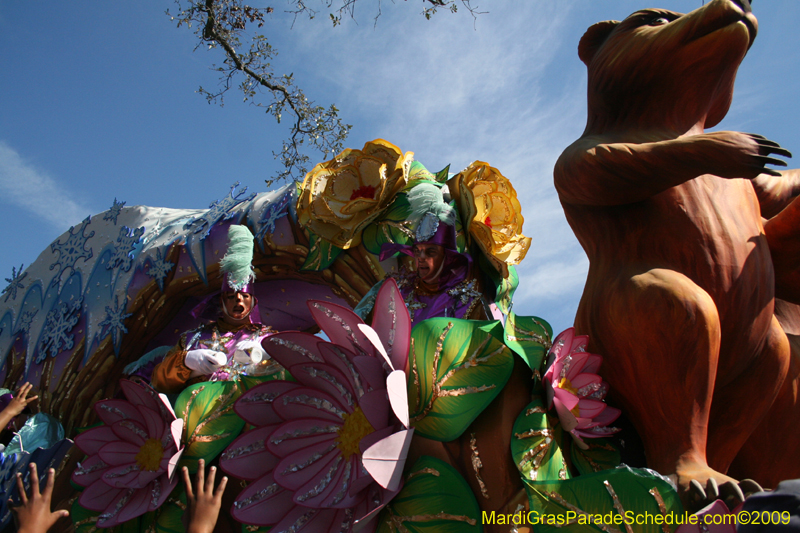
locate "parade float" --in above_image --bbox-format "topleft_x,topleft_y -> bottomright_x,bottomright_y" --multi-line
2,0 -> 799,532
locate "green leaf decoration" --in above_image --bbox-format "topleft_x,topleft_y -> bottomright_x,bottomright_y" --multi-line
376,456 -> 483,533
403,160 -> 440,191
300,232 -> 343,271
154,489 -> 188,533
452,199 -> 467,253
571,437 -> 622,476
504,312 -> 553,372
493,264 -> 519,317
511,397 -> 570,483
174,381 -> 245,473
238,368 -> 292,391
524,465 -> 684,533
361,193 -> 414,256
434,164 -> 451,184
408,318 -> 514,441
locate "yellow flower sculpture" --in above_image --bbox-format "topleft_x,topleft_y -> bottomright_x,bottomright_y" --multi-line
448,161 -> 531,278
297,139 -> 413,249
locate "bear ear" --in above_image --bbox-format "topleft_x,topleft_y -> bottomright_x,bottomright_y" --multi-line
578,20 -> 619,66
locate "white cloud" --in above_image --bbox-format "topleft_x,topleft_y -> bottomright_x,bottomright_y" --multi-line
0,141 -> 92,229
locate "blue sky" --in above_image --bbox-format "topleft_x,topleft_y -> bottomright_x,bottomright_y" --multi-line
1,1 -> 798,335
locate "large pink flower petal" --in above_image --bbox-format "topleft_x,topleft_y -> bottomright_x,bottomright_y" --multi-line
94,399 -> 146,427
581,354 -> 603,375
137,405 -> 166,441
71,455 -> 112,488
291,452 -> 351,508
308,300 -> 375,359
98,440 -> 140,467
370,278 -> 411,373
220,425 -> 282,481
148,474 -> 179,512
102,464 -> 159,489
553,388 -> 579,413
110,419 -> 148,448
75,425 -> 117,456
576,398 -> 606,419
582,406 -> 622,429
274,439 -> 342,491
263,331 -> 325,368
270,506 -> 344,533
266,418 -> 340,459
352,354 -> 387,393
114,486 -> 151,526
274,386 -> 349,422
320,342 -> 368,397
231,472 -> 295,526
235,381 -> 302,426
119,379 -> 160,413
79,480 -> 124,512
358,389 -> 390,431
569,373 -> 602,394
290,362 -> 358,411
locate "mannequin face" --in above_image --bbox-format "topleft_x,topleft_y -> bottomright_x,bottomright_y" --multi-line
412,244 -> 445,284
221,291 -> 254,324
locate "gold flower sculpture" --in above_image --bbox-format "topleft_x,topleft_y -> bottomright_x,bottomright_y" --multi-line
297,139 -> 413,249
448,161 -> 531,278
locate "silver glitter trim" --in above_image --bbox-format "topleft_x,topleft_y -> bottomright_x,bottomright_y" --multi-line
576,382 -> 602,398
559,354 -> 573,381
104,464 -> 140,479
303,366 -> 353,407
150,478 -> 162,508
282,443 -> 337,474
234,482 -> 280,509
312,302 -> 369,357
328,345 -> 367,398
221,438 -> 266,460
329,460 -> 352,505
98,489 -> 134,524
119,420 -> 148,440
99,403 -> 130,420
338,509 -> 354,533
240,391 -> 279,404
270,424 -> 340,446
269,337 -> 323,363
273,509 -> 316,533
296,456 -> 342,502
282,394 -> 345,418
74,459 -> 109,476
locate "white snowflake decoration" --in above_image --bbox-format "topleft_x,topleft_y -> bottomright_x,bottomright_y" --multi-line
15,309 -> 38,336
36,299 -> 82,363
103,198 -> 126,225
255,188 -> 292,243
49,216 -> 95,286
183,182 -> 256,239
98,295 -> 132,349
145,248 -> 174,291
2,264 -> 27,302
106,226 -> 145,272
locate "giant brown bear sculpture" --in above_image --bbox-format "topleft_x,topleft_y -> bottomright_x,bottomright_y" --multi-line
555,0 -> 800,500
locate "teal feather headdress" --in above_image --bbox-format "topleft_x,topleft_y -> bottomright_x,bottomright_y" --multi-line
220,225 -> 255,292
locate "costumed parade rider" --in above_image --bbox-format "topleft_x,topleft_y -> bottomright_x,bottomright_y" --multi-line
355,182 -> 489,325
150,225 -> 280,393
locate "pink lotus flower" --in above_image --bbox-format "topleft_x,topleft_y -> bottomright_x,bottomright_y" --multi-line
221,278 -> 412,532
71,379 -> 184,528
543,328 -> 621,449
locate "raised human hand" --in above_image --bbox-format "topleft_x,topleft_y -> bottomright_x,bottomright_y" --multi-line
184,459 -> 228,533
10,464 -> 69,533
185,349 -> 227,377
0,382 -> 38,430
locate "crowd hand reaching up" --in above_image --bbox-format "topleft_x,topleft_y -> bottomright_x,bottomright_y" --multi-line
232,339 -> 265,365
10,464 -> 69,533
185,349 -> 227,377
0,382 -> 38,430
184,459 -> 228,533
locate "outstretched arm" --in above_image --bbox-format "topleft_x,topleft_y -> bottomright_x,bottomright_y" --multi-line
555,131 -> 790,206
184,459 -> 228,533
10,464 -> 69,533
0,382 -> 38,430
